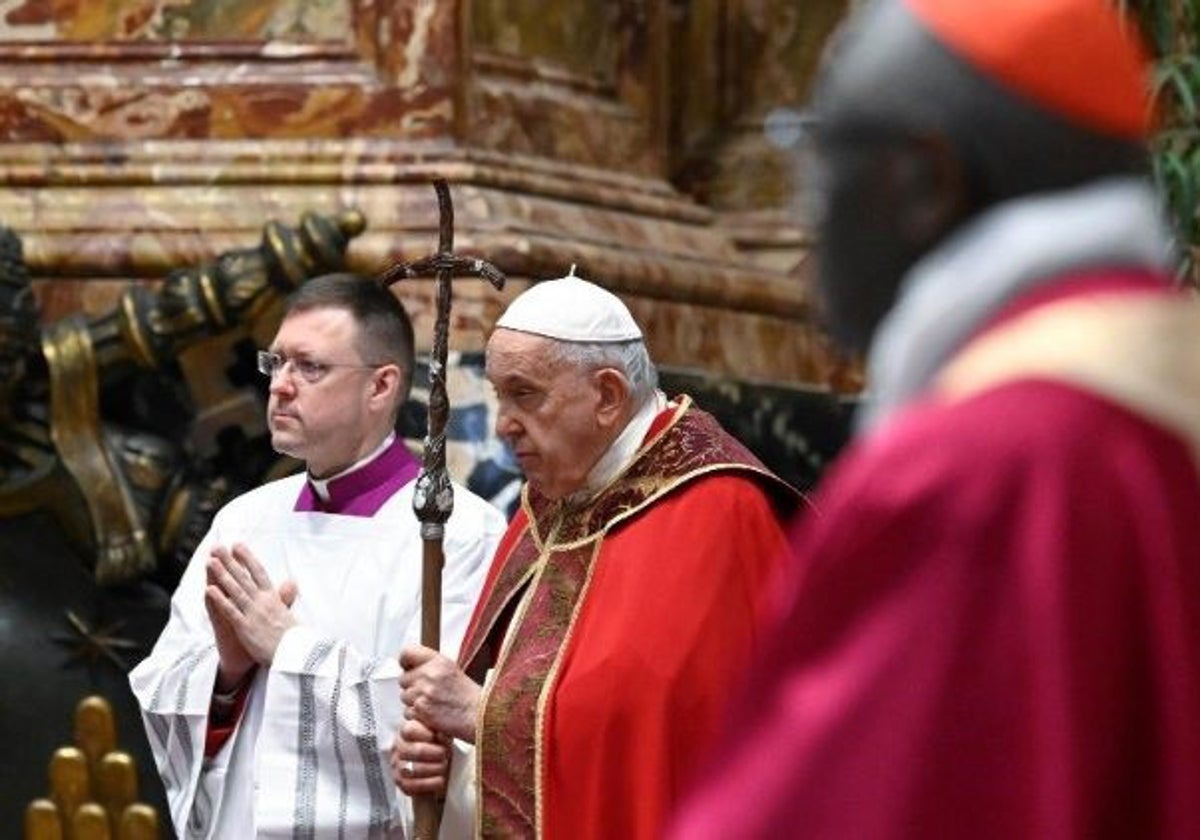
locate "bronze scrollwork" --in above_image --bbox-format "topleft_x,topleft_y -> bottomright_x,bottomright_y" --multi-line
1,209 -> 366,586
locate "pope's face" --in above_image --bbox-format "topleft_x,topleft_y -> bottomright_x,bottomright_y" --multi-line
485,328 -> 610,501
266,307 -> 386,478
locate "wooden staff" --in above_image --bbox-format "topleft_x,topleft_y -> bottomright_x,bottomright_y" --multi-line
378,179 -> 505,839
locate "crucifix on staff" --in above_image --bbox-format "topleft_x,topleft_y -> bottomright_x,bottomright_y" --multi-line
378,179 -> 506,840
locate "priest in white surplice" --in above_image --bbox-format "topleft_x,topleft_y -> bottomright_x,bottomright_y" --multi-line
129,274 -> 506,839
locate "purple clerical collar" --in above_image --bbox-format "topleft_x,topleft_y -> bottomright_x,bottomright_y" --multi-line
294,436 -> 422,517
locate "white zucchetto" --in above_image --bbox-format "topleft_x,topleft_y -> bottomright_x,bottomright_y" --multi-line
495,266 -> 643,343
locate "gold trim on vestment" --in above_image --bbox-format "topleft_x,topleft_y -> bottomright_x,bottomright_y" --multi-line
473,513 -> 562,839
937,293 -> 1200,465
532,537 -> 603,837
466,396 -> 802,837
522,396 -> 794,549
458,519 -> 538,677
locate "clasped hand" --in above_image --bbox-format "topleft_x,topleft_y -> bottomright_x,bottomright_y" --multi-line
205,543 -> 298,687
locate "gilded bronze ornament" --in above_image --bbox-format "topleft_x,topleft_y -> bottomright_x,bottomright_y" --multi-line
0,209 -> 366,586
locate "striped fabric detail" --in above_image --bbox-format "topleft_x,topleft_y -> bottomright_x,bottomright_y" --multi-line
144,645 -> 211,830
292,639 -> 339,839
353,660 -> 391,839
331,646 -> 350,839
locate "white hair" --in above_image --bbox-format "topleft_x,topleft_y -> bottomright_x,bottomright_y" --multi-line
546,338 -> 659,408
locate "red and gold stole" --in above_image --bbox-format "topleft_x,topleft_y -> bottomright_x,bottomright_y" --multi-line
458,396 -> 796,838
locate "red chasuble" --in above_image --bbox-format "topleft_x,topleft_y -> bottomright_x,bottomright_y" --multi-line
457,396 -> 802,839
670,279 -> 1200,838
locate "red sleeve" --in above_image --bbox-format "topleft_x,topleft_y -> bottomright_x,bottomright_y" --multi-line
204,671 -> 256,758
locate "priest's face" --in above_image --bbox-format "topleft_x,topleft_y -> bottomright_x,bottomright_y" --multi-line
265,306 -> 389,478
486,328 -> 615,501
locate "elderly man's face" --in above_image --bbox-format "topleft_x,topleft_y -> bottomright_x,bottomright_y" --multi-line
485,328 -> 611,501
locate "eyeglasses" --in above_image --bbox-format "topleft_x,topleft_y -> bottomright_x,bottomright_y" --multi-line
256,350 -> 383,385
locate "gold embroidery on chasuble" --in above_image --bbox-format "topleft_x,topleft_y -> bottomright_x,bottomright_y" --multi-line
937,295 -> 1200,463
463,396 -> 796,838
